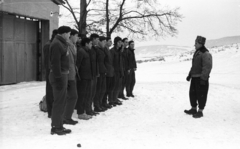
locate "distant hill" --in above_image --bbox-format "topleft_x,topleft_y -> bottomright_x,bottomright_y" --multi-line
205,36 -> 240,48
135,36 -> 240,60
135,45 -> 191,60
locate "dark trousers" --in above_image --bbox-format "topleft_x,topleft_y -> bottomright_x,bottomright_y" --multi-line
119,71 -> 128,97
49,73 -> 68,128
109,73 -> 122,102
64,80 -> 78,119
45,70 -> 54,117
76,79 -> 91,115
103,76 -> 114,104
126,69 -> 136,95
88,77 -> 97,112
94,74 -> 106,107
189,77 -> 209,110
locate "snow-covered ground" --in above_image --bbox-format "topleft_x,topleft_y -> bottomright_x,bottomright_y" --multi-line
0,44 -> 240,149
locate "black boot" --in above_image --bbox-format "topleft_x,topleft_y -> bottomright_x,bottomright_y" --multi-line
127,94 -> 134,97
61,127 -> 71,134
193,111 -> 203,118
63,119 -> 78,125
114,100 -> 122,105
94,106 -> 104,112
102,103 -> 112,109
100,106 -> 107,111
109,102 -> 117,107
130,94 -> 135,97
121,96 -> 129,100
51,127 -> 67,135
184,108 -> 197,115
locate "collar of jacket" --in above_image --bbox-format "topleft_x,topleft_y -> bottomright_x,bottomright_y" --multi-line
83,46 -> 90,52
92,45 -> 99,51
113,46 -> 121,52
197,46 -> 208,53
55,35 -> 68,46
68,41 -> 77,54
68,40 -> 76,46
129,48 -> 135,51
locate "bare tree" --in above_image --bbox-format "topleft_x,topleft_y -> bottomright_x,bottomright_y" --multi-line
61,0 -> 92,37
61,0 -> 182,39
103,0 -> 182,38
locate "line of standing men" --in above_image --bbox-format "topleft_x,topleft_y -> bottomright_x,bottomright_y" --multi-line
43,26 -> 137,135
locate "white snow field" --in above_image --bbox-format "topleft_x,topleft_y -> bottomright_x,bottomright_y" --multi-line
0,44 -> 240,149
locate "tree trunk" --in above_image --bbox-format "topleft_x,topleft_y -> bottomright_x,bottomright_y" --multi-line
106,0 -> 110,38
79,0 -> 87,37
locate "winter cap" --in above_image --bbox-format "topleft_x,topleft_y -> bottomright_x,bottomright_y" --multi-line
196,36 -> 206,45
99,36 -> 106,41
114,36 -> 122,45
90,33 -> 99,41
58,26 -> 71,34
70,29 -> 79,36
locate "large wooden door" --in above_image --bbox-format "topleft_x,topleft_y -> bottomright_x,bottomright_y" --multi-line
1,14 -> 16,84
15,18 -> 25,82
0,13 -> 38,84
25,21 -> 37,81
0,13 -> 2,83
41,20 -> 50,81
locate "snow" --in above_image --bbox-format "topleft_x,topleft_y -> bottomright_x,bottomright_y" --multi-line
1,44 -> 240,149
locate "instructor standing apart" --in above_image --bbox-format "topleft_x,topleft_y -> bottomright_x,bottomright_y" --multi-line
184,36 -> 212,118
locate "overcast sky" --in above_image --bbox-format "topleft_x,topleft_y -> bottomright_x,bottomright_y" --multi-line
59,0 -> 240,47
144,0 -> 240,47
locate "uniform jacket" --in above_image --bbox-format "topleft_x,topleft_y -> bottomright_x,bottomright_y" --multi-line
76,47 -> 92,80
49,35 -> 69,78
90,46 -> 100,77
110,46 -> 124,77
67,41 -> 78,80
96,46 -> 107,74
104,47 -> 114,77
189,46 -> 212,80
43,41 -> 51,78
122,47 -> 130,71
128,47 -> 137,69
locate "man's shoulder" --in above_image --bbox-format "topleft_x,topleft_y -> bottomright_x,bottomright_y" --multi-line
50,38 -> 61,47
43,41 -> 51,49
199,46 -> 209,53
78,47 -> 87,53
44,41 -> 51,46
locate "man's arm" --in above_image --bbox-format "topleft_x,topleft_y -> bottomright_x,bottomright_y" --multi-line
201,52 -> 212,80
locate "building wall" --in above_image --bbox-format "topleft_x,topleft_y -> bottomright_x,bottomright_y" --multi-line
0,0 -> 61,84
0,0 -> 60,36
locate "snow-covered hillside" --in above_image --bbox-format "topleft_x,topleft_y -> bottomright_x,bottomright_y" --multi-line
0,44 -> 240,149
135,45 -> 191,61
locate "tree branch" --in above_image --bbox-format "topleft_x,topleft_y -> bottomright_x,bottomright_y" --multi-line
109,0 -> 126,34
62,0 -> 79,26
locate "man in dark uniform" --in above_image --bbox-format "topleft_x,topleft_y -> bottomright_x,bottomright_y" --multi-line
109,37 -> 124,106
102,37 -> 114,109
126,40 -> 137,97
75,38 -> 93,120
184,36 -> 213,118
63,29 -> 79,125
43,29 -> 58,118
118,38 -> 129,100
88,34 -> 100,116
93,36 -> 108,112
49,26 -> 72,135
